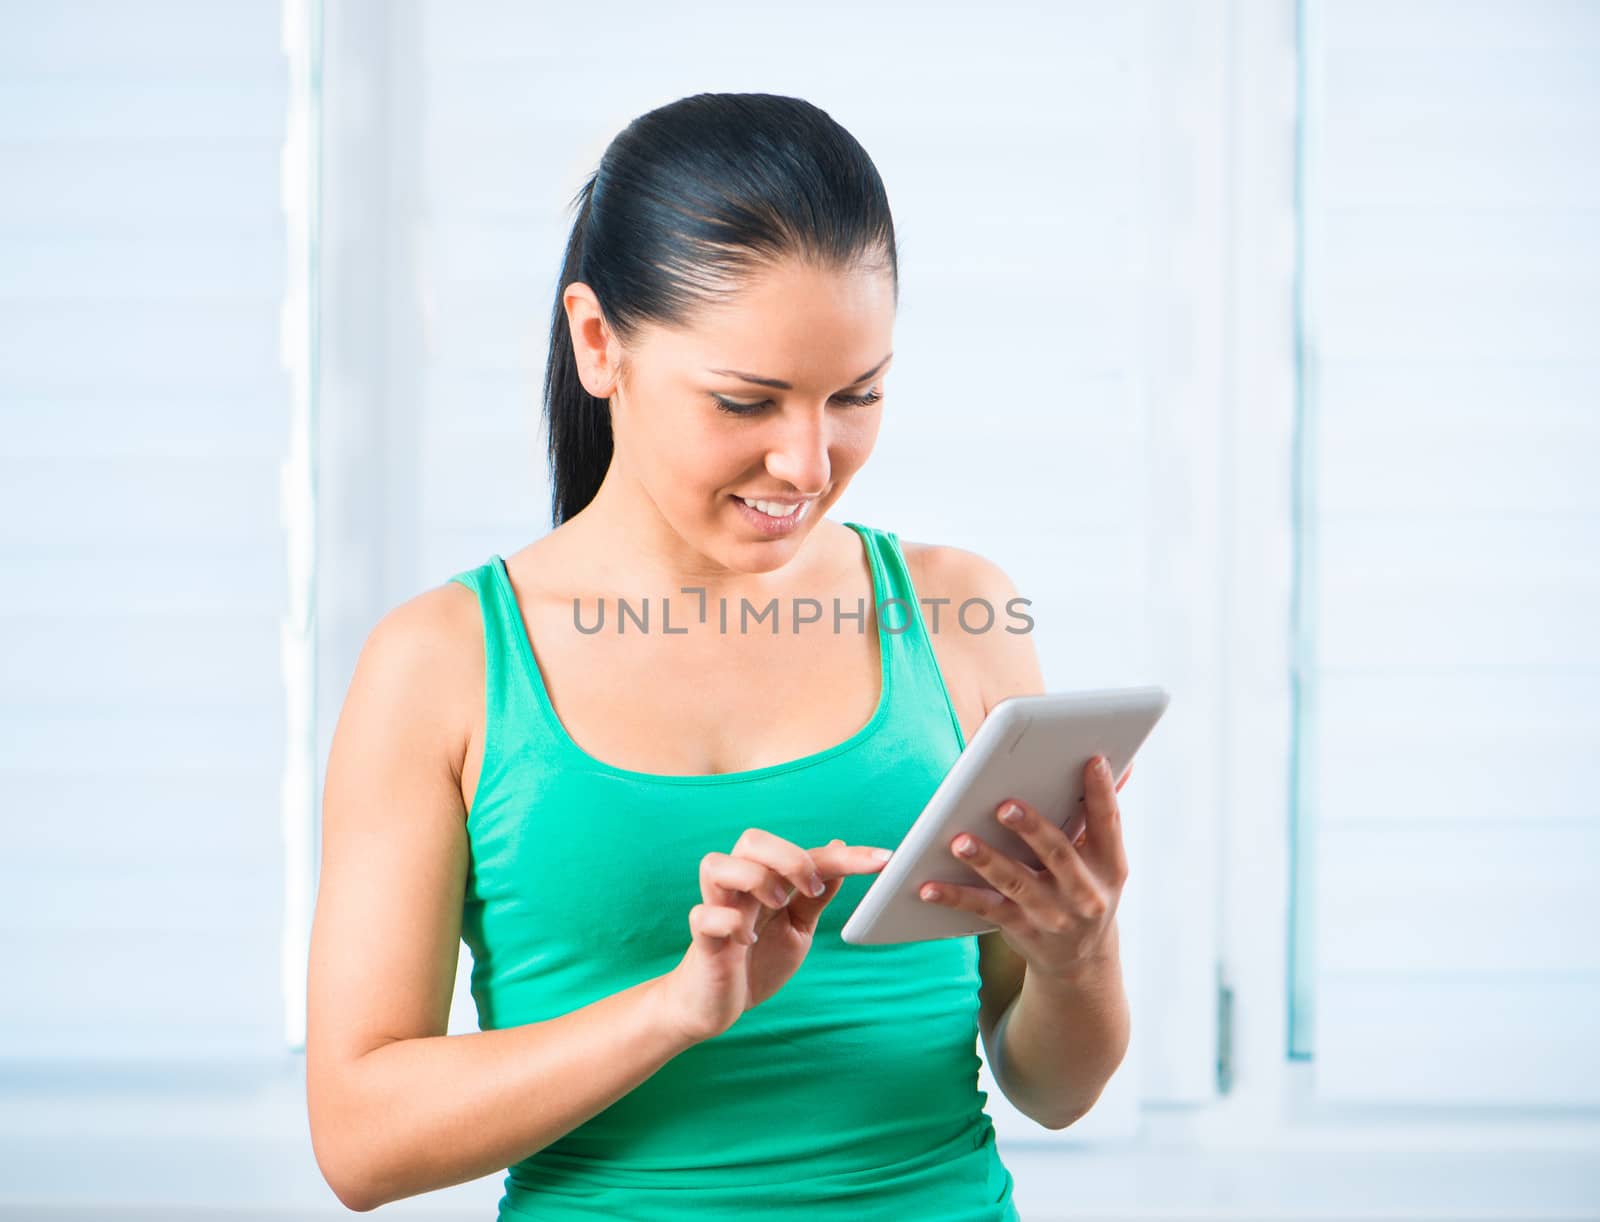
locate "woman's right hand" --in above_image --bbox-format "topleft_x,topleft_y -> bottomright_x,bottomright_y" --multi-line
654,829 -> 893,1045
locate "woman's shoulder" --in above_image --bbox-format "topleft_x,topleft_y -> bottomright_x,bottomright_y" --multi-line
893,534 -> 1020,608
347,578 -> 485,770
362,576 -> 482,663
892,533 -> 1044,715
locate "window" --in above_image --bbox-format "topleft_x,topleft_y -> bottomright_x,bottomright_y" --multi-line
0,1 -> 306,1064
1291,0 -> 1600,1105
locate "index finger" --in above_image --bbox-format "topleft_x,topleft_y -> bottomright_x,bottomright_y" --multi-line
731,826 -> 832,897
809,837 -> 896,878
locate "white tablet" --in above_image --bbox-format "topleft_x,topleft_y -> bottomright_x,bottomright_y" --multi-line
840,686 -> 1170,945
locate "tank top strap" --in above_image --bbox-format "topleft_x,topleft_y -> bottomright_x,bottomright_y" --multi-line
845,522 -> 970,754
448,557 -> 553,797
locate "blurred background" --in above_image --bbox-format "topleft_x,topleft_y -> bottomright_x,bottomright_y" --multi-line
2,0 -> 1597,1217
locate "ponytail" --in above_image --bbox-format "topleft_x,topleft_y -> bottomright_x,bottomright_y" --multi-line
543,177 -> 613,527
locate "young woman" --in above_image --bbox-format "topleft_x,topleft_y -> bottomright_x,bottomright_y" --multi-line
306,92 -> 1131,1221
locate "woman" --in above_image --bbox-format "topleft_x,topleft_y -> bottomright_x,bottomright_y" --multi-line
306,92 -> 1131,1220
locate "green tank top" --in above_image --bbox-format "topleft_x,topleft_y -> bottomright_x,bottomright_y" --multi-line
449,521 -> 1019,1221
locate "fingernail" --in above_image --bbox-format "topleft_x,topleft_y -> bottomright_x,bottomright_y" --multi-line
871,848 -> 893,863
1097,756 -> 1112,777
809,876 -> 826,896
999,802 -> 1022,824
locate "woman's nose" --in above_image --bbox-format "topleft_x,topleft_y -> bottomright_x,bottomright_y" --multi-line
764,412 -> 830,492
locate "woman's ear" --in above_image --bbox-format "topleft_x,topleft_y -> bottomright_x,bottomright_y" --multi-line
563,281 -> 623,399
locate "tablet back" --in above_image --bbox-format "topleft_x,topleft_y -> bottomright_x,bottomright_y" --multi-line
841,686 -> 1170,945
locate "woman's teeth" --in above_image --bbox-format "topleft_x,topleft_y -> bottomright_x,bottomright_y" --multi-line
739,496 -> 806,520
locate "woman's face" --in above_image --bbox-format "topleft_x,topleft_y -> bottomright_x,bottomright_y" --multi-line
569,256 -> 896,575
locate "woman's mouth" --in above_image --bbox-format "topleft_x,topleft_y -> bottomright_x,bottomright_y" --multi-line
731,494 -> 810,536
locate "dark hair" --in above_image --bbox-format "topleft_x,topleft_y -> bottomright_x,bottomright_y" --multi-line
542,92 -> 900,527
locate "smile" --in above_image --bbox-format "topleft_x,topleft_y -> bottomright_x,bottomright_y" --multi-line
737,496 -> 806,519
731,494 -> 811,536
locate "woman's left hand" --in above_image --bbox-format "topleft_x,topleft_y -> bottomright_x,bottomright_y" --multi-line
918,756 -> 1132,979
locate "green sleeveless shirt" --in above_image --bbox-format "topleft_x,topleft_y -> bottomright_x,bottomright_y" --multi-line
449,521 -> 1020,1221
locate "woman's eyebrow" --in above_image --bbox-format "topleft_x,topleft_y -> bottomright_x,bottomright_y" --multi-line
705,351 -> 893,391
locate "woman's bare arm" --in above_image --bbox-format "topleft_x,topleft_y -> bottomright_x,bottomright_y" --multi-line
305,585 -> 698,1212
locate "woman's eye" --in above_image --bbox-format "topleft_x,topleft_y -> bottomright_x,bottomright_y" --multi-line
712,388 -> 883,416
835,389 -> 884,408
